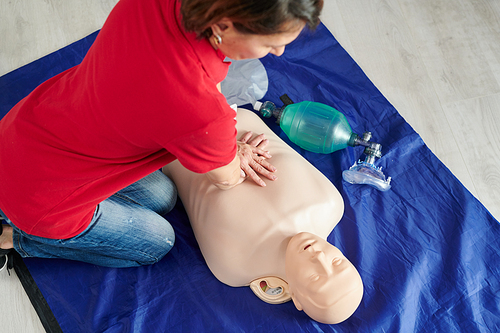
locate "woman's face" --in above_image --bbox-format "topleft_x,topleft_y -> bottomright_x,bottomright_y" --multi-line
210,20 -> 305,60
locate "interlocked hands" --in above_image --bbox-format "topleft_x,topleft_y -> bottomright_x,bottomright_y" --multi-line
237,131 -> 277,187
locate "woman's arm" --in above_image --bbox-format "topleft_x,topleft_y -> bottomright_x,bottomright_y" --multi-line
205,153 -> 243,190
211,84 -> 276,189
206,132 -> 277,189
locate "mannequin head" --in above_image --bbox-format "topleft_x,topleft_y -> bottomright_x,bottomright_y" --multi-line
285,232 -> 363,324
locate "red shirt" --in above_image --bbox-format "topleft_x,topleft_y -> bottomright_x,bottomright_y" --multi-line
0,0 -> 237,238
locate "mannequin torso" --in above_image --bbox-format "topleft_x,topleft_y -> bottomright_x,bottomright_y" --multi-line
164,109 -> 344,287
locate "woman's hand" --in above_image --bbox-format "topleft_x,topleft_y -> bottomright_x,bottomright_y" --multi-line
237,131 -> 277,187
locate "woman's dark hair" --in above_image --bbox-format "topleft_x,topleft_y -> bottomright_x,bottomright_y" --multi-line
181,0 -> 323,38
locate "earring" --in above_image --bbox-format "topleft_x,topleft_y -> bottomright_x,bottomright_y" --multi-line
214,34 -> 222,45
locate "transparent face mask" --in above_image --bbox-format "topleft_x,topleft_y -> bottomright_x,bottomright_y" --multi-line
342,161 -> 392,192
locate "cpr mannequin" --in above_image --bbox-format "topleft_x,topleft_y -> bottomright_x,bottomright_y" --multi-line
163,109 -> 363,324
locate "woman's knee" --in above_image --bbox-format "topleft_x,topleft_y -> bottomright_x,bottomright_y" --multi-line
138,219 -> 175,265
142,171 -> 178,215
117,170 -> 178,215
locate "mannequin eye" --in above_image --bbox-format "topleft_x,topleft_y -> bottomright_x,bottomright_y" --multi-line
332,257 -> 343,266
304,244 -> 311,250
310,274 -> 319,281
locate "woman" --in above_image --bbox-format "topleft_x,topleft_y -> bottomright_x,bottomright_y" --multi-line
0,0 -> 323,268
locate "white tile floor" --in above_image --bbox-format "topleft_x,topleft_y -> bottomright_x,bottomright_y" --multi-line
1,0 -> 499,331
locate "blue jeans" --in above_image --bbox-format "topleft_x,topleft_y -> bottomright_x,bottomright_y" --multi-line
0,170 -> 177,267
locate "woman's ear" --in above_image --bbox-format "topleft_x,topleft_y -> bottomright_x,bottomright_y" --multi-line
210,18 -> 233,36
249,276 -> 292,304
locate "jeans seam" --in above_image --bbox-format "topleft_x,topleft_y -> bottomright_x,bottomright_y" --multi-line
14,232 -> 30,257
113,192 -> 144,207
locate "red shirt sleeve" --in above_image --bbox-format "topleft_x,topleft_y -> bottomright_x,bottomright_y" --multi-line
166,114 -> 237,173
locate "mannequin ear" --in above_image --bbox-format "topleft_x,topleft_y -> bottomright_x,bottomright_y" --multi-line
249,277 -> 292,304
291,294 -> 303,311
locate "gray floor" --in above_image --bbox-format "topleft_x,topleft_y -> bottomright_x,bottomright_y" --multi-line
1,0 -> 499,331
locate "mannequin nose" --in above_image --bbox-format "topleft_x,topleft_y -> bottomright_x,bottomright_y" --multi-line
314,251 -> 332,273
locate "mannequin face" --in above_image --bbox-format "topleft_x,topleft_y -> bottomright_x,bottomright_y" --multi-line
285,232 -> 363,324
210,19 -> 305,60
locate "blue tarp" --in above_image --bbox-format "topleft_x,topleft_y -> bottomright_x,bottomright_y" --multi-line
1,23 -> 499,332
